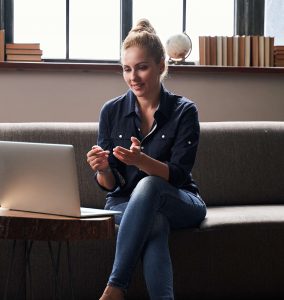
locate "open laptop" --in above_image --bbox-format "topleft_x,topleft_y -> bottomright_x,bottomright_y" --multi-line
0,141 -> 121,218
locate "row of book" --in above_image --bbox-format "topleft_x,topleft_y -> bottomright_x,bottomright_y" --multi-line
274,46 -> 284,67
199,35 -> 275,67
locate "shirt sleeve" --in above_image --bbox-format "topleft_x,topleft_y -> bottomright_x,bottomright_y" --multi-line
166,102 -> 200,188
94,101 -> 126,190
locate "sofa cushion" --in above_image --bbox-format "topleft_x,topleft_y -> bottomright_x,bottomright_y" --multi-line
200,205 -> 284,231
193,122 -> 284,206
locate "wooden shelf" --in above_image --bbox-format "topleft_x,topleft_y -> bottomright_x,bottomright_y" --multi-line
0,61 -> 284,74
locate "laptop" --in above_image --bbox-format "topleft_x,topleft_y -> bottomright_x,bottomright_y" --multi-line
0,141 -> 121,218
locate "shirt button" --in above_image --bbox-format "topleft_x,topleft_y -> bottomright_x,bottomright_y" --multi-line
162,135 -> 165,139
138,128 -> 141,131
119,134 -> 123,138
141,146 -> 144,150
188,140 -> 192,144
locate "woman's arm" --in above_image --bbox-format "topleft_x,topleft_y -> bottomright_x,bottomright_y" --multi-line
87,145 -> 116,191
113,136 -> 170,181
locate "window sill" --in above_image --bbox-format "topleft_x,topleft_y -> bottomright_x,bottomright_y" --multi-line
0,61 -> 284,74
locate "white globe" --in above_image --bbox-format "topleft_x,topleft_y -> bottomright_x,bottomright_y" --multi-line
165,33 -> 192,62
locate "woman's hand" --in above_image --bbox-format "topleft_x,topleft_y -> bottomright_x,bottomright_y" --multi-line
86,145 -> 110,172
113,137 -> 142,167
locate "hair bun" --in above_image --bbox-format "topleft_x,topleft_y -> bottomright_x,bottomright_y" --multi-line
131,18 -> 156,34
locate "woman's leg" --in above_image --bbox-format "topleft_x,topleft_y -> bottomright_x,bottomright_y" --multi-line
140,178 -> 206,300
141,213 -> 173,300
106,176 -> 206,298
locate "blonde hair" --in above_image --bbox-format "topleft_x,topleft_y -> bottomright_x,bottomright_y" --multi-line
121,18 -> 168,81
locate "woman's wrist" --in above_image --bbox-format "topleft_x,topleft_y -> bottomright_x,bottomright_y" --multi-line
97,167 -> 112,175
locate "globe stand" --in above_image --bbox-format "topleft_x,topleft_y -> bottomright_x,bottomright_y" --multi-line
168,58 -> 195,65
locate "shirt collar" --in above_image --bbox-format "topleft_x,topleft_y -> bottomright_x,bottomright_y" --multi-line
123,84 -> 174,120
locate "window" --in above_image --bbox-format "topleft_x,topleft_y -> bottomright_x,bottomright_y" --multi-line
133,0 -> 183,51
69,0 -> 120,60
264,0 -> 284,45
8,0 -> 281,64
13,0 -> 120,60
186,0 -> 234,62
133,0 -> 234,62
14,0 -> 66,58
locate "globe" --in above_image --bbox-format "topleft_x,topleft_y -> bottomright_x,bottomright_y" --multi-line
165,33 -> 192,63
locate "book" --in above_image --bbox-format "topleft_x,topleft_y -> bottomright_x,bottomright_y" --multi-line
205,36 -> 211,65
274,46 -> 284,52
251,36 -> 259,67
0,29 -> 5,62
275,61 -> 284,67
6,54 -> 42,62
222,36 -> 227,66
273,42 -> 284,67
209,36 -> 217,65
264,36 -> 270,67
233,35 -> 239,66
274,50 -> 284,55
199,36 -> 206,65
258,36 -> 264,67
5,48 -> 43,55
216,36 -> 222,66
238,35 -> 245,66
227,36 -> 233,66
6,43 -> 40,50
274,54 -> 284,59
244,35 -> 251,67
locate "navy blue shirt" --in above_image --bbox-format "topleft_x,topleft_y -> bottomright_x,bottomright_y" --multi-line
96,85 -> 200,207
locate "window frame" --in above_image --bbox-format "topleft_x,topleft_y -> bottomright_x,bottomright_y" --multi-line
2,0 -> 266,64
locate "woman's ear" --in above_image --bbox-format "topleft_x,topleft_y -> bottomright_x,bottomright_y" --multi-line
159,60 -> 165,74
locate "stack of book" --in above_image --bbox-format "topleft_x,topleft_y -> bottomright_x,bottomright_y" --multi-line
199,35 -> 274,67
274,46 -> 284,67
5,43 -> 43,62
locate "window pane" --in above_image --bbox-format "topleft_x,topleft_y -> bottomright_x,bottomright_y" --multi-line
133,0 -> 183,58
265,0 -> 284,45
69,0 -> 120,60
186,0 -> 234,62
14,0 -> 66,59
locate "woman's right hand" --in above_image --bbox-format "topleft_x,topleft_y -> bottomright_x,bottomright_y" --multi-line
86,145 -> 110,172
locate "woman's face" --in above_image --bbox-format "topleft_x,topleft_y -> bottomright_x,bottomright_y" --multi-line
122,46 -> 164,100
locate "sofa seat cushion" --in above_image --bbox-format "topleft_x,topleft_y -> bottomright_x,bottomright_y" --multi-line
200,205 -> 284,231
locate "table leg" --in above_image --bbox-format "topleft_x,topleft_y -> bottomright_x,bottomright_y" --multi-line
4,240 -> 75,300
25,240 -> 34,300
16,240 -> 33,300
3,240 -> 16,300
47,241 -> 76,300
66,241 -> 75,300
4,240 -> 33,300
48,241 -> 62,300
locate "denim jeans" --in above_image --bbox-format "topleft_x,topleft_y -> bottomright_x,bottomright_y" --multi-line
105,176 -> 207,300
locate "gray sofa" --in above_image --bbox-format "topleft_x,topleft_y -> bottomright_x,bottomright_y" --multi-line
0,121 -> 284,300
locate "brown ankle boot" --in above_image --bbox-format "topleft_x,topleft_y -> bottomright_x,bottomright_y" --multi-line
99,285 -> 125,300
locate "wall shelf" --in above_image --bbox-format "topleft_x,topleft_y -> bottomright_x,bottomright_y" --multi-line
0,61 -> 284,74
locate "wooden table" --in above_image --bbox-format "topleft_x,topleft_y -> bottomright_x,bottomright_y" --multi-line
0,208 -> 115,300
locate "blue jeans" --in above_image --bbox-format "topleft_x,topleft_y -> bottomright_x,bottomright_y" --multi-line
105,176 -> 207,300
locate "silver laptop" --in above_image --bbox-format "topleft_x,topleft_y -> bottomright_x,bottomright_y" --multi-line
0,141 -> 120,218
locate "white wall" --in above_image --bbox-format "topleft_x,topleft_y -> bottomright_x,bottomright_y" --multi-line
0,68 -> 283,122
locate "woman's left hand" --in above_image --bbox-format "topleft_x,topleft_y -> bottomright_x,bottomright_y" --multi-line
113,136 -> 142,167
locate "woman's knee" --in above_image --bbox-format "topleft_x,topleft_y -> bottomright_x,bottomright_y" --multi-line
134,176 -> 167,195
128,176 -> 169,211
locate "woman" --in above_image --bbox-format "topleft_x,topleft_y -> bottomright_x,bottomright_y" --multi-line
87,19 -> 206,300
